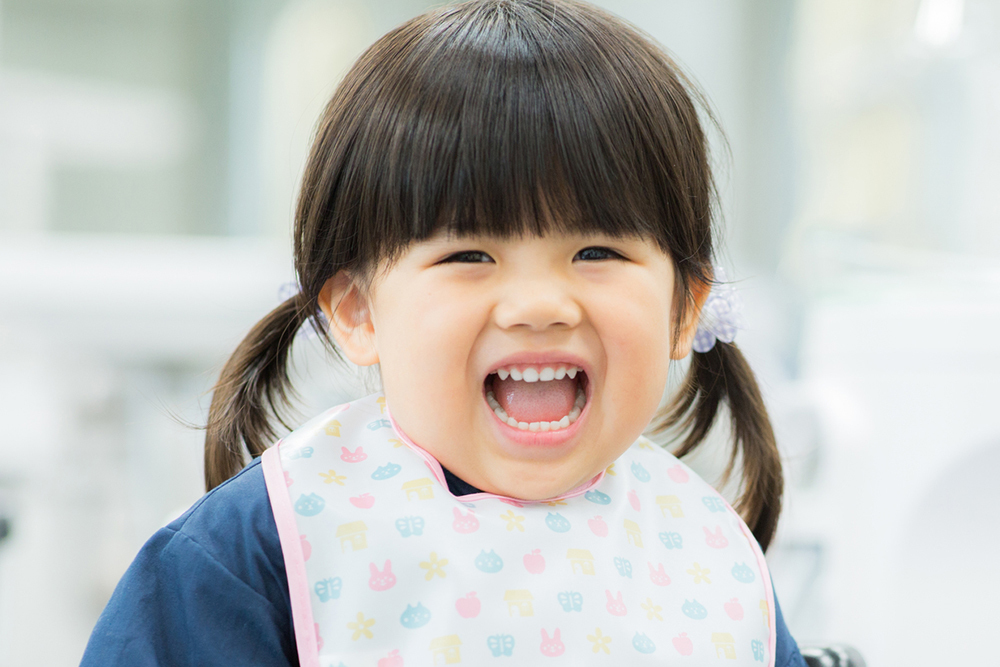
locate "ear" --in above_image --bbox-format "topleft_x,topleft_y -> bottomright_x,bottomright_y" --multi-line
319,271 -> 379,366
670,273 -> 713,360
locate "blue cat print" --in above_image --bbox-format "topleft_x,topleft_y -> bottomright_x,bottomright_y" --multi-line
545,513 -> 571,533
400,603 -> 431,629
630,461 -> 651,482
681,599 -> 708,619
585,489 -> 612,505
731,562 -> 756,583
633,632 -> 656,654
475,549 -> 504,573
371,462 -> 402,480
294,493 -> 325,517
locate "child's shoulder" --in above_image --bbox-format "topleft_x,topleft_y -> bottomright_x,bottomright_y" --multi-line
81,457 -> 294,665
166,458 -> 281,570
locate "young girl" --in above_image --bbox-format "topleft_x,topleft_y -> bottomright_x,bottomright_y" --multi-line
83,1 -> 806,665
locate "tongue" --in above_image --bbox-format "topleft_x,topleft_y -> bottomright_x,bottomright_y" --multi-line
492,375 -> 578,423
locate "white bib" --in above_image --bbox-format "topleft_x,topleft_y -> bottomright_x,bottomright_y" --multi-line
262,393 -> 775,667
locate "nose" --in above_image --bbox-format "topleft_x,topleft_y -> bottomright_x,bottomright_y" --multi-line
492,274 -> 582,332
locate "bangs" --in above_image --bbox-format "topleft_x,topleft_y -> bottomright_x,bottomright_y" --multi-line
299,0 -> 714,281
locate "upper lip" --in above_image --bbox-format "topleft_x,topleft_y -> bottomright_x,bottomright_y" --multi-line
483,351 -> 593,382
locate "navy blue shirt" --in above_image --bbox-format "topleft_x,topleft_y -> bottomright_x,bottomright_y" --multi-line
82,458 -> 807,666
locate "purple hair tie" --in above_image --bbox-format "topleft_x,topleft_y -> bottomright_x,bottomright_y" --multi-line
279,282 -> 328,339
691,267 -> 744,354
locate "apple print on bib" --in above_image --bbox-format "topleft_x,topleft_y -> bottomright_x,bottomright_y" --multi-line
262,393 -> 775,666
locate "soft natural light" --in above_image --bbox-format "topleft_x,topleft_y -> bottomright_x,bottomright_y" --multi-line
915,0 -> 965,47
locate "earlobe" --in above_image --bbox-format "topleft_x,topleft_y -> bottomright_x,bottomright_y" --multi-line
670,275 -> 712,360
319,272 -> 380,366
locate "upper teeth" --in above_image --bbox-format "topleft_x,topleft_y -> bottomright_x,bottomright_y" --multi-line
494,365 -> 581,382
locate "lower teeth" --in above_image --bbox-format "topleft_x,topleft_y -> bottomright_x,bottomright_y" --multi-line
485,387 -> 585,431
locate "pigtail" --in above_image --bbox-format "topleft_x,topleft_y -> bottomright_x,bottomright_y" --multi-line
654,342 -> 783,552
204,296 -> 310,490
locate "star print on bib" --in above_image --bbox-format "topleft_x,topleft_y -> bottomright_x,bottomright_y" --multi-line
263,393 -> 775,667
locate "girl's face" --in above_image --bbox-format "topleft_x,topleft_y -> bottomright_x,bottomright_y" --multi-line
321,231 -> 701,500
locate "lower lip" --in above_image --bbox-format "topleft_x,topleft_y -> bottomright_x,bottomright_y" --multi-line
482,380 -> 589,449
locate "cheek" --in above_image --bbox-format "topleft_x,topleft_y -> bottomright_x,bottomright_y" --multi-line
593,282 -> 673,414
374,285 -> 488,396
610,317 -> 670,397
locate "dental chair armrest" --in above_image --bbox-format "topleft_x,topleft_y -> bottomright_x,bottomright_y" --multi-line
800,645 -> 866,667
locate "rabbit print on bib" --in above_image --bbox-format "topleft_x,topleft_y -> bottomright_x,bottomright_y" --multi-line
262,393 -> 776,667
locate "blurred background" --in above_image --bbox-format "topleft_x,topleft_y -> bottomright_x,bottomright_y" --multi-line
1,0 -> 998,664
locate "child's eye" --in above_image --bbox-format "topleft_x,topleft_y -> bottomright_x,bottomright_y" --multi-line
574,246 -> 625,261
440,250 -> 494,264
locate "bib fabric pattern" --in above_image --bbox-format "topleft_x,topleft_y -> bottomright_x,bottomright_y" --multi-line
262,393 -> 775,667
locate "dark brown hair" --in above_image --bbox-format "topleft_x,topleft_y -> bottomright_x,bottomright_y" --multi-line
206,0 -> 782,550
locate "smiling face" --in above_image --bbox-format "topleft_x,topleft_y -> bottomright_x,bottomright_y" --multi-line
320,231 -> 702,500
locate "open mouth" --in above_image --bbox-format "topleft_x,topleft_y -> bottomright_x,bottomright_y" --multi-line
484,365 -> 588,432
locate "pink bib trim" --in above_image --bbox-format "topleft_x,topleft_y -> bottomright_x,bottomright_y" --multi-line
727,497 -> 777,667
262,444 -> 319,667
386,408 -> 604,504
265,395 -> 775,666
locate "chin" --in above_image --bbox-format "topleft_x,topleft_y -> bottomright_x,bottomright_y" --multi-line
484,460 -> 593,501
